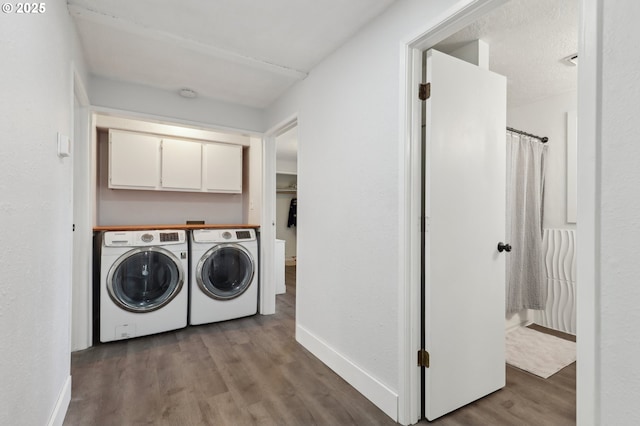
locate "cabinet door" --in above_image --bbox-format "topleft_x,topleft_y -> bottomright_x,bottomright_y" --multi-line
161,138 -> 202,190
109,130 -> 160,189
203,143 -> 242,193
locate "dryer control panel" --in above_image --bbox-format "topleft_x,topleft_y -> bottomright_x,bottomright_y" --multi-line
192,228 -> 256,243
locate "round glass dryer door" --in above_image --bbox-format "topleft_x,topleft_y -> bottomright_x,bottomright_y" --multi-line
107,247 -> 184,313
196,244 -> 255,300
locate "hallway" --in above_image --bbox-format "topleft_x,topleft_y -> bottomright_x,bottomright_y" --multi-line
64,267 -> 396,425
65,267 -> 575,425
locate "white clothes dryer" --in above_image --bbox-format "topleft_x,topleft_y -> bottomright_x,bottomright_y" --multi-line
100,229 -> 188,342
189,228 -> 258,325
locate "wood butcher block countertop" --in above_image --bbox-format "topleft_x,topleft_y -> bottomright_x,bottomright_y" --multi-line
93,224 -> 260,232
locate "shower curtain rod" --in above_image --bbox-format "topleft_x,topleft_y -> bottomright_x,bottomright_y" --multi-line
507,126 -> 549,143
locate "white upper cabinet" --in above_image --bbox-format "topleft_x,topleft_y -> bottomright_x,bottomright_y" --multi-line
108,129 -> 242,193
161,138 -> 202,190
203,143 -> 243,193
109,130 -> 161,189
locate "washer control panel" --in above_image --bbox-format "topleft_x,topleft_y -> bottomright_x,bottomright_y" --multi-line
235,231 -> 252,240
104,230 -> 186,247
160,232 -> 180,242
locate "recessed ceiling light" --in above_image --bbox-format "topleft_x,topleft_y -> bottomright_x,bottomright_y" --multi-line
563,54 -> 578,66
179,88 -> 198,98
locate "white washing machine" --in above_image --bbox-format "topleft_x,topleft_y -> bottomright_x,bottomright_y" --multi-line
190,228 -> 258,325
100,229 -> 188,342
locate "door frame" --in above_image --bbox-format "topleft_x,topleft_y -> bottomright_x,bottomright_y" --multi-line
575,1 -> 601,424
71,64 -> 92,351
262,114 -> 298,315
397,0 -> 598,424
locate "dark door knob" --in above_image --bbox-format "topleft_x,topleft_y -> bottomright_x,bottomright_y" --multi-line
497,242 -> 512,253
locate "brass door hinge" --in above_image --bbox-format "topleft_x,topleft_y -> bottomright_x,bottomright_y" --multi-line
417,349 -> 430,368
418,83 -> 431,101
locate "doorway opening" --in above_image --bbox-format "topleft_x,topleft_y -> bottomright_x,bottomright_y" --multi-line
399,0 -> 581,423
275,125 -> 298,296
262,117 -> 298,315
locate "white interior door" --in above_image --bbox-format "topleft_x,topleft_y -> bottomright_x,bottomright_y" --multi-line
423,49 -> 507,420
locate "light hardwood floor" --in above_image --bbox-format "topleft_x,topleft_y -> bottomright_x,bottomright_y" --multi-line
65,267 -> 575,425
421,324 -> 576,425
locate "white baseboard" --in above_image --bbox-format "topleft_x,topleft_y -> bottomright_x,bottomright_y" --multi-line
47,375 -> 71,426
296,324 -> 398,421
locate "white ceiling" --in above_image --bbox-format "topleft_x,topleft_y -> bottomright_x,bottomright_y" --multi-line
435,0 -> 578,108
69,0 -> 577,111
68,0 -> 397,108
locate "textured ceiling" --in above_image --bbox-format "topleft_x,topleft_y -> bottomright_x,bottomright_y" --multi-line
435,0 -> 578,108
68,0 -> 397,108
69,0 -> 577,111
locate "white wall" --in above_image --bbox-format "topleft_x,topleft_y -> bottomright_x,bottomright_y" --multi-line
90,76 -> 266,133
95,131 -> 245,225
265,0 -> 461,419
596,1 -> 640,423
243,136 -> 263,225
0,2 -> 87,424
508,90 -> 577,230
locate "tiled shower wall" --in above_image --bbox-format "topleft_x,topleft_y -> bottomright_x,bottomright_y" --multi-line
534,229 -> 577,335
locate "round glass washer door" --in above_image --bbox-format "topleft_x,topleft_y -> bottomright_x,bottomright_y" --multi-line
107,247 -> 184,313
196,244 -> 255,300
